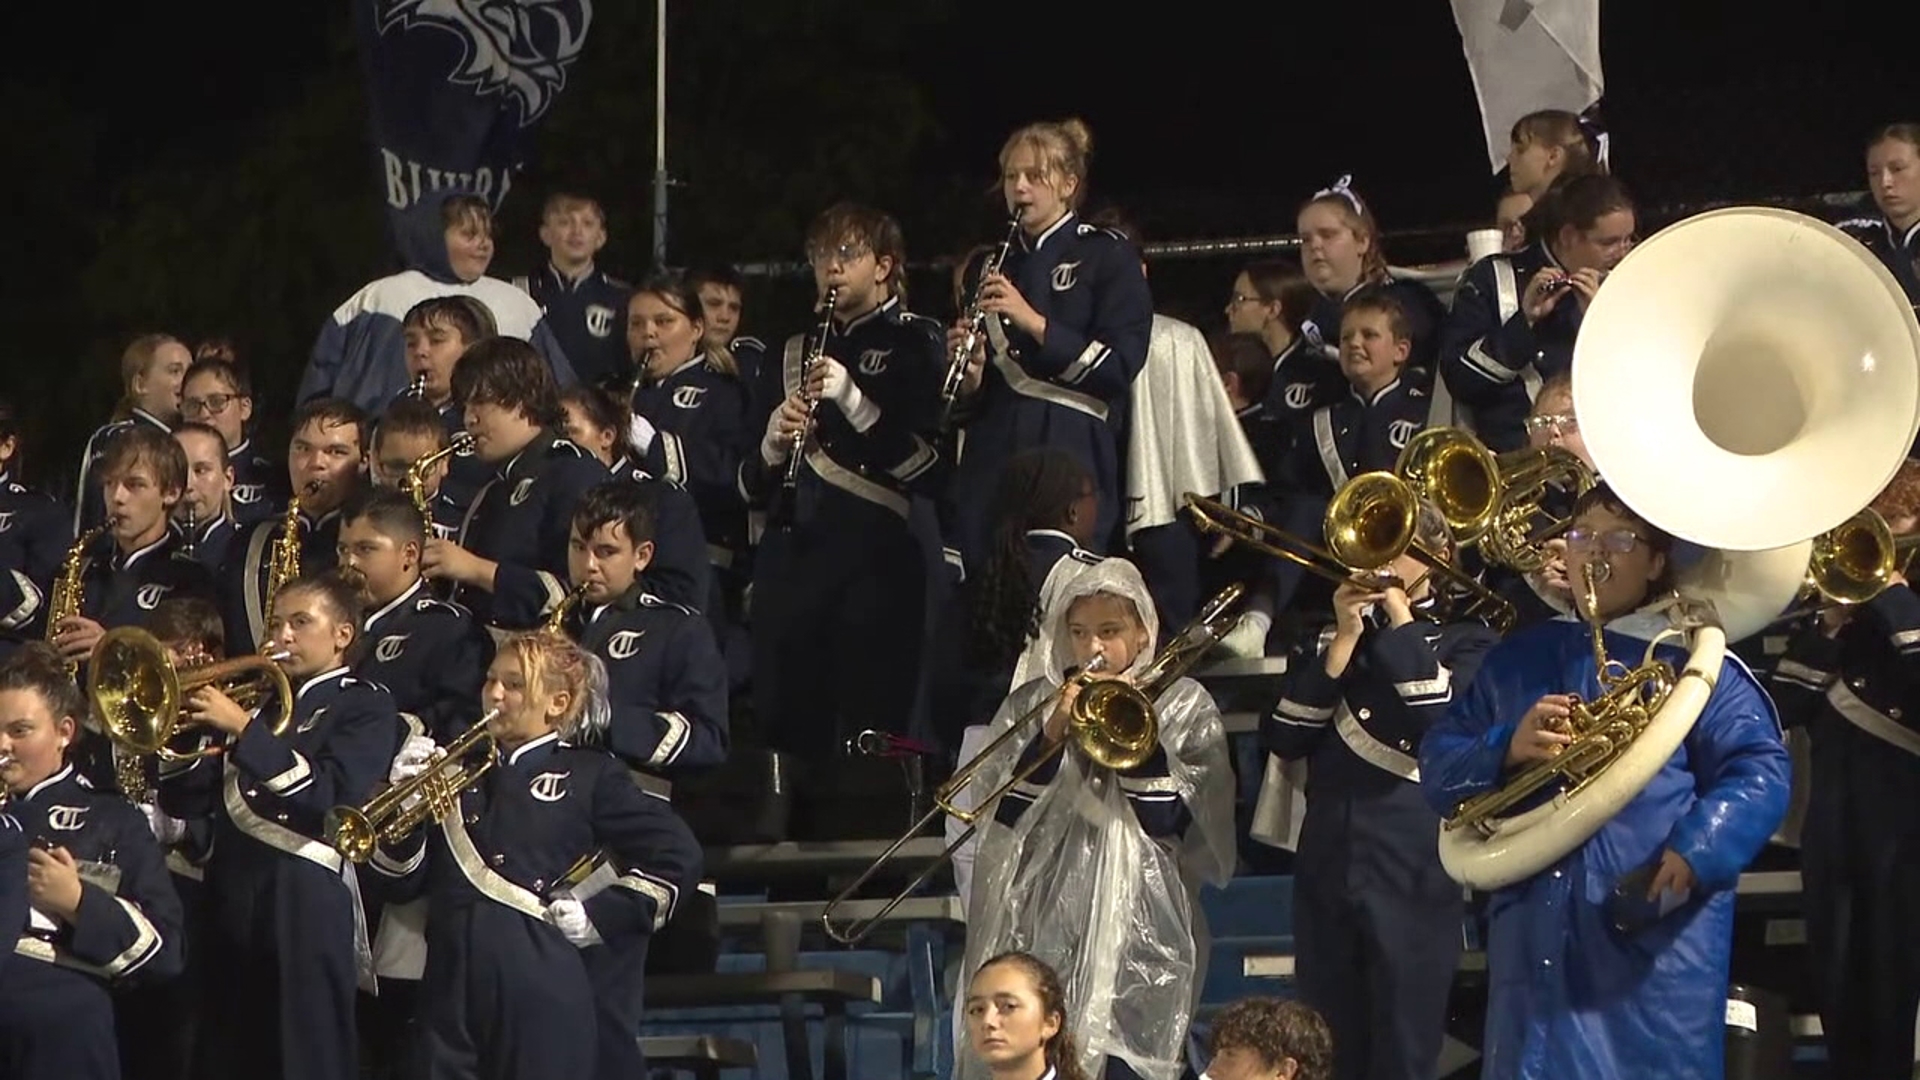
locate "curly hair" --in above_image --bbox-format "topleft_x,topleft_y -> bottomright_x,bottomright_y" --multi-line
966,449 -> 1093,669
1209,997 -> 1333,1080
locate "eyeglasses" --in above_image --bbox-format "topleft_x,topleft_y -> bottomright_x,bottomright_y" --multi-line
182,393 -> 237,416
1523,412 -> 1578,438
806,242 -> 871,267
1228,293 -> 1265,306
1563,526 -> 1647,555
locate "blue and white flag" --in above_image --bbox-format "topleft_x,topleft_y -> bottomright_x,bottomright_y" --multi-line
353,0 -> 594,267
1451,0 -> 1603,174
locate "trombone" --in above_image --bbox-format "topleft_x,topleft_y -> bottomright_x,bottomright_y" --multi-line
326,710 -> 500,863
819,582 -> 1247,947
1186,475 -> 1515,632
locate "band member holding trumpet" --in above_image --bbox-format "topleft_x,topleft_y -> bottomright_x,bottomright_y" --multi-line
1438,174 -> 1636,452
428,339 -> 610,630
1766,461 -> 1920,1080
960,559 -> 1233,1080
0,643 -> 183,1080
1263,501 -> 1497,1080
336,489 -> 492,742
560,482 -> 729,774
945,119 -> 1153,569
743,202 -> 944,764
1419,486 -> 1789,1079
159,572 -> 405,1080
369,631 -> 702,1080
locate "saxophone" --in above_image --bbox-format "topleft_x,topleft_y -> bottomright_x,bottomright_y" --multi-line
48,525 -> 107,679
405,432 -> 475,518
545,583 -> 589,636
262,482 -> 320,631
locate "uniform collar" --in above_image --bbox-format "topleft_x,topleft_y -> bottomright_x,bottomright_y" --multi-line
1349,376 -> 1403,406
365,577 -> 426,630
499,430 -> 562,481
548,261 -> 597,290
19,764 -> 77,803
229,437 -> 253,458
503,730 -> 561,768
660,353 -> 707,382
1024,528 -> 1077,547
835,295 -> 897,335
1021,210 -> 1077,253
114,532 -> 171,571
299,505 -> 343,534
1890,217 -> 1920,249
1270,338 -> 1303,372
131,408 -> 173,433
296,666 -> 351,701
1235,401 -> 1265,421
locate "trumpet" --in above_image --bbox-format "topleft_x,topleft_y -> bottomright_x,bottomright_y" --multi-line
938,216 -> 1022,426
820,582 -> 1246,946
405,432 -> 475,519
88,626 -> 295,766
327,709 -> 500,863
780,287 -> 841,497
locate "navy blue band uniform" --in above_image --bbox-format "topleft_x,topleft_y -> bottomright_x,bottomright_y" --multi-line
1767,582 -> 1920,1080
563,584 -> 729,776
227,438 -> 290,528
516,266 -> 634,393
71,409 -> 171,536
1437,241 -> 1576,452
221,506 -> 344,652
174,511 -> 238,575
607,458 -> 715,615
0,472 -> 73,655
372,731 -> 703,1080
999,692 -> 1194,840
945,213 -> 1153,569
1264,606 -> 1498,1080
455,432 -> 610,630
355,579 -> 494,743
157,666 -> 405,1080
740,296 -> 944,763
2,765 -> 184,1080
728,334 -> 768,389
1259,339 -> 1348,442
631,353 -> 750,564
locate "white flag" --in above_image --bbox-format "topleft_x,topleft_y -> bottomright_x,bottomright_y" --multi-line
1451,0 -> 1604,174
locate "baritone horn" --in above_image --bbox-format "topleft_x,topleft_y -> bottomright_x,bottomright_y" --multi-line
1436,206 -> 1920,892
326,710 -> 501,863
819,582 -> 1247,946
1394,427 -> 1595,571
88,626 -> 295,764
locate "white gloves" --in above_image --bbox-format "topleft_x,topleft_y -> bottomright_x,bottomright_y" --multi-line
627,412 -> 658,457
141,803 -> 186,846
545,897 -> 597,946
816,358 -> 880,433
1219,610 -> 1273,660
390,735 -> 440,785
760,405 -> 795,467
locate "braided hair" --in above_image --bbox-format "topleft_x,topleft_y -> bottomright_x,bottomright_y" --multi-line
966,449 -> 1094,670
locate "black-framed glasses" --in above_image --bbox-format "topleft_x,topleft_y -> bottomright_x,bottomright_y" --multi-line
182,393 -> 237,416
1564,526 -> 1645,555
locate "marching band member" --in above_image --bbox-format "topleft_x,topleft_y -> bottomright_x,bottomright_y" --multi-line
560,481 -> 729,774
1223,261 -> 1341,432
374,630 -> 703,1080
0,398 -> 71,661
743,202 -> 944,762
0,643 -> 183,1080
1200,997 -> 1334,1080
1766,460 -> 1920,1079
428,337 -> 609,630
300,193 -> 574,414
946,119 -> 1153,566
689,264 -> 764,385
1496,190 -> 1534,254
964,950 -> 1090,1080
173,422 -> 239,572
396,294 -> 498,514
1438,174 -> 1636,451
336,488 -> 492,741
1263,500 -> 1497,1080
1419,485 -> 1790,1080
370,397 -> 464,540
159,571 -> 405,1080
221,398 -> 369,651
960,557 -> 1234,1080
514,192 -> 633,390
625,272 -> 749,570
181,357 -> 285,526
1491,377 -> 1583,632
1294,178 -> 1447,381
74,333 -> 189,534
1504,109 -> 1604,204
557,384 -> 715,614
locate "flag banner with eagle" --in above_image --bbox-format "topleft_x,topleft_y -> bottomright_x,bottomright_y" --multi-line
1451,0 -> 1602,174
352,0 -> 593,267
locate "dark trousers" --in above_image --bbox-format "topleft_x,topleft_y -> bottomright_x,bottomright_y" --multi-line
116,869 -> 206,1080
1294,868 -> 1462,1080
752,522 -> 926,764
195,864 -> 360,1080
1130,518 -> 1203,640
421,905 -> 597,1080
0,961 -> 121,1080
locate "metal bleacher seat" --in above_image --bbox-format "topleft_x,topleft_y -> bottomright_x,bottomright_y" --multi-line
639,1034 -> 759,1079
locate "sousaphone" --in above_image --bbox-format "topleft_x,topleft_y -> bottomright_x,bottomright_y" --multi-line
1437,207 -> 1920,891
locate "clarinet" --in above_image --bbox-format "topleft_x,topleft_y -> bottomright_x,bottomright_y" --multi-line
939,216 -> 1022,428
777,286 -> 840,506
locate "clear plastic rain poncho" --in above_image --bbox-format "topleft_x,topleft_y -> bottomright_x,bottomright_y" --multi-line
956,558 -> 1236,1080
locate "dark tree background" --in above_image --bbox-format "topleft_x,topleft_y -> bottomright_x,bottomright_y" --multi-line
4,0 -> 1916,483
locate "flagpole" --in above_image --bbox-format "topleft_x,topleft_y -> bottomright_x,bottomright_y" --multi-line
651,0 -> 669,270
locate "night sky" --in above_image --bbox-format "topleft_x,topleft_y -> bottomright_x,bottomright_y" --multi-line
3,1 -> 1917,467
